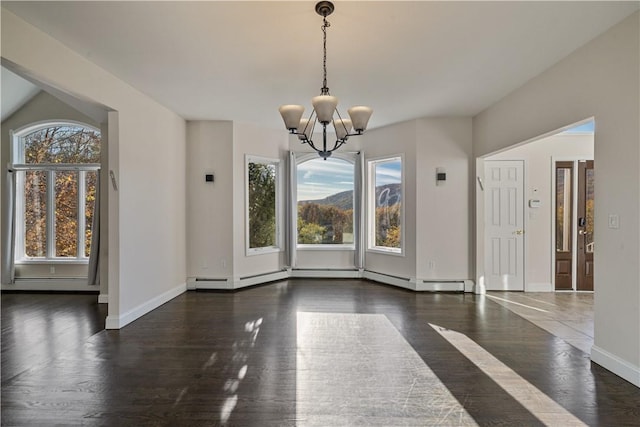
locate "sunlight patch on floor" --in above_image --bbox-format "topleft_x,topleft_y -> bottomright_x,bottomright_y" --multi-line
429,323 -> 587,427
486,294 -> 551,313
296,312 -> 477,426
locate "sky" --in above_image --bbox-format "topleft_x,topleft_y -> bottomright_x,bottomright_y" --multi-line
561,120 -> 595,133
297,157 -> 402,201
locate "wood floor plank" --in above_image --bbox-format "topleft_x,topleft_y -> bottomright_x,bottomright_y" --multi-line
2,280 -> 639,426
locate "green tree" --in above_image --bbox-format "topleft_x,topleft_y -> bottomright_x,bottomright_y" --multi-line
375,204 -> 401,248
248,162 -> 276,248
298,217 -> 326,243
298,202 -> 353,244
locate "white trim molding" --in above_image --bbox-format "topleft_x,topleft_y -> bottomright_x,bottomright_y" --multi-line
98,293 -> 108,304
591,345 -> 640,387
105,282 -> 186,330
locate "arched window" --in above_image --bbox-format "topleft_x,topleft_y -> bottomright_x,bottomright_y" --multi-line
11,122 -> 101,262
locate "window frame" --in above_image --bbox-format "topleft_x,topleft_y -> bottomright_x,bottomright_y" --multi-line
367,155 -> 404,256
11,121 -> 101,264
295,152 -> 357,251
245,155 -> 283,256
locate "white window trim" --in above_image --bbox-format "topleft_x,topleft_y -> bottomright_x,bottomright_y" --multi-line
245,155 -> 283,256
367,154 -> 405,256
12,121 -> 100,264
295,152 -> 358,249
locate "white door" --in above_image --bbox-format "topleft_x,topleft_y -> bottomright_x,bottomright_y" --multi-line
484,160 -> 524,291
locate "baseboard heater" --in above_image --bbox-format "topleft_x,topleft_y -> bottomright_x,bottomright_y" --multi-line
189,270 -> 288,291
416,280 -> 466,292
189,277 -> 231,290
2,278 -> 96,292
363,271 -> 472,292
290,268 -> 361,278
239,269 -> 288,280
363,270 -> 415,290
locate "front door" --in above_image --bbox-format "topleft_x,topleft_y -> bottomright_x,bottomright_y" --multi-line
577,160 -> 594,291
484,160 -> 525,291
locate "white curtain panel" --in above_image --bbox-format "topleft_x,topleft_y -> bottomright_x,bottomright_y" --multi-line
1,169 -> 16,285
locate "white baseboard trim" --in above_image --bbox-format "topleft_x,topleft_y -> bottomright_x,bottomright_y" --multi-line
525,282 -> 553,292
98,294 -> 108,304
591,345 -> 640,387
290,269 -> 361,279
105,282 -> 186,330
1,278 -> 97,292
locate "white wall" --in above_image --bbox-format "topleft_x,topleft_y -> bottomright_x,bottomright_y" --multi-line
232,122 -> 288,278
415,117 -> 473,281
186,121 -> 234,279
364,120 -> 417,279
2,9 -> 187,329
489,133 -> 594,291
474,12 -> 639,385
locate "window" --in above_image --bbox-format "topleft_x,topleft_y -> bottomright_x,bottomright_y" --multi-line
246,156 -> 281,254
12,122 -> 101,262
368,156 -> 403,253
296,156 -> 355,248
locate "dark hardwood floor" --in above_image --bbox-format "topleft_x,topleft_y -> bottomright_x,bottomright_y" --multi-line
2,280 -> 639,426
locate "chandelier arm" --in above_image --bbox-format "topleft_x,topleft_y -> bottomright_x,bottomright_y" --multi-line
305,138 -> 320,151
334,108 -> 350,139
345,130 -> 364,137
330,139 -> 343,152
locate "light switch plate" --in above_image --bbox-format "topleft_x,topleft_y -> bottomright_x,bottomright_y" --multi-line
608,214 -> 619,229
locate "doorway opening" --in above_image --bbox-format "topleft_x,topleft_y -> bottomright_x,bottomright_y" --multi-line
479,119 -> 594,292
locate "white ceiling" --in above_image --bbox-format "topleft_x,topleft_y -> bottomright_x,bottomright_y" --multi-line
3,1 -> 638,130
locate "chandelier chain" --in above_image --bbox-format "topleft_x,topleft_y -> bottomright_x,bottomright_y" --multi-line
278,2 -> 371,159
321,17 -> 330,94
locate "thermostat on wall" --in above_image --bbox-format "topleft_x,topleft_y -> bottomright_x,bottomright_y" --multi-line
529,199 -> 541,208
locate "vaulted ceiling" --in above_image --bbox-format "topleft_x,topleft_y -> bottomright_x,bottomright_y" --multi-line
3,1 -> 638,129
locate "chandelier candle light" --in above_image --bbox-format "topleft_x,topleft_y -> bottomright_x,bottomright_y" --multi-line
279,1 -> 373,159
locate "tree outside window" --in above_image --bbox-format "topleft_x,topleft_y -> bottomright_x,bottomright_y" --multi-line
246,156 -> 280,253
14,123 -> 100,261
369,157 -> 402,252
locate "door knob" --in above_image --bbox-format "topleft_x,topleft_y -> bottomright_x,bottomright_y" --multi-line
578,229 -> 586,235
513,230 -> 524,235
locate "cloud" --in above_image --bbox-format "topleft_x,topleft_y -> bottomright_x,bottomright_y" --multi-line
374,161 -> 402,186
297,158 -> 354,178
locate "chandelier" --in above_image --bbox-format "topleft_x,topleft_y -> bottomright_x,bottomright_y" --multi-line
279,1 -> 373,159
